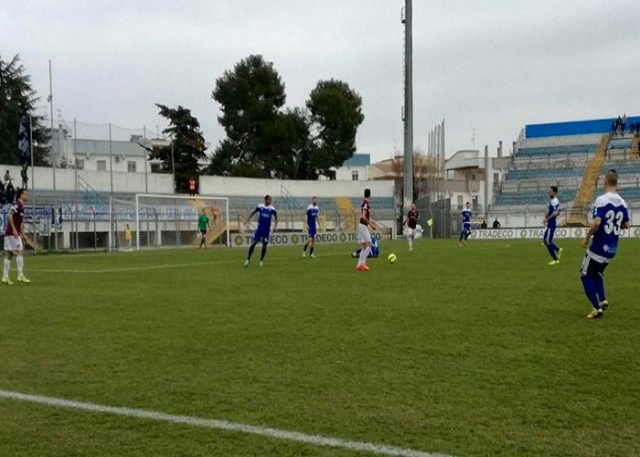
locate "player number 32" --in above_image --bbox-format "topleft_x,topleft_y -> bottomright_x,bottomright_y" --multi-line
603,210 -> 624,235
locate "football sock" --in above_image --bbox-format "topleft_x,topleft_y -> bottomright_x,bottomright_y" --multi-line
260,244 -> 267,261
3,258 -> 9,279
303,242 -> 308,252
363,246 -> 371,261
247,244 -> 256,260
16,256 -> 23,276
546,244 -> 558,260
357,247 -> 367,266
310,247 -> 314,256
408,237 -> 413,250
593,273 -> 606,302
459,232 -> 464,242
581,276 -> 600,310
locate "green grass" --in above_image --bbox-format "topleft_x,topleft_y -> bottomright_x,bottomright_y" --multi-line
1,239 -> 640,457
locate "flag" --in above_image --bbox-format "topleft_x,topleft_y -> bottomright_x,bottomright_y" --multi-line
426,218 -> 433,227
17,107 -> 31,165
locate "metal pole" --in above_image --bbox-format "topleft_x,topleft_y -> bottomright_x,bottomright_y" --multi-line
49,59 -> 58,251
171,139 -> 176,193
29,114 -> 37,253
74,118 -> 78,192
109,123 -> 114,198
402,0 -> 414,211
143,125 -> 148,194
484,145 -> 489,219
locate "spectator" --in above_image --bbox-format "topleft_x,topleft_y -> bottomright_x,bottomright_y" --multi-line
493,218 -> 501,229
481,220 -> 487,229
622,114 -> 627,134
4,170 -> 11,182
188,177 -> 196,198
6,181 -> 15,203
212,203 -> 219,222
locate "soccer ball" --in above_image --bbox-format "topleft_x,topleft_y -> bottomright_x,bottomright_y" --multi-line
388,253 -> 397,264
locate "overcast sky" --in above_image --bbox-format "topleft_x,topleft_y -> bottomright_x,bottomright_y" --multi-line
2,0 -> 639,162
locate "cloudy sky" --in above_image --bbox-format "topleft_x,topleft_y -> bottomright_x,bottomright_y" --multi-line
2,0 -> 639,162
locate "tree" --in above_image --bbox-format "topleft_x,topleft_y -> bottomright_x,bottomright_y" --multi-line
209,56 -> 364,180
208,55 -> 286,178
307,79 -> 364,179
150,104 -> 207,193
0,53 -> 50,167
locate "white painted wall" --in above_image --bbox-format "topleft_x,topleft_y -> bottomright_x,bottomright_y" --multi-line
199,175 -> 394,198
332,165 -> 369,181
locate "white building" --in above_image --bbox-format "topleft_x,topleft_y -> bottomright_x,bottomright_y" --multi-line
444,146 -> 510,216
323,154 -> 371,181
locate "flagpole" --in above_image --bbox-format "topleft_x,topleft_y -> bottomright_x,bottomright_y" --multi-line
49,59 -> 58,251
29,114 -> 37,253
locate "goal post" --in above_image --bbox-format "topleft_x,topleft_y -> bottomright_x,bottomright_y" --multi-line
134,194 -> 230,250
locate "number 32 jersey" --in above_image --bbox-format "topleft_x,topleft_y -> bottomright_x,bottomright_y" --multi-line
589,192 -> 629,262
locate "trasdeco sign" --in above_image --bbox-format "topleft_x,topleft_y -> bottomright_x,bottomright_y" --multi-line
471,227 -> 639,240
232,231 -> 382,247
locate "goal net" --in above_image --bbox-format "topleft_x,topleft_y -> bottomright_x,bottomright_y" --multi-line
134,194 -> 230,250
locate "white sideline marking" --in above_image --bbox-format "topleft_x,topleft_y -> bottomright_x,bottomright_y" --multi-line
0,389 -> 455,457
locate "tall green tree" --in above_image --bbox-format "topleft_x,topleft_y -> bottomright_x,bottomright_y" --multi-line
0,53 -> 50,167
209,55 -> 286,178
150,104 -> 207,193
307,79 -> 364,180
208,55 -> 364,180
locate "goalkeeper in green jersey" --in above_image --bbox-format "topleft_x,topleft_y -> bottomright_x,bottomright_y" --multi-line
198,208 -> 210,249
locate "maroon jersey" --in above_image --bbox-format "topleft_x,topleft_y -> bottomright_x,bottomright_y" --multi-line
407,209 -> 419,229
359,199 -> 370,225
6,199 -> 25,236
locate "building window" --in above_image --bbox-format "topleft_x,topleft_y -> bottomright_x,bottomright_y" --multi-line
75,159 -> 85,170
457,195 -> 463,210
493,172 -> 499,183
127,161 -> 137,173
351,171 -> 359,181
471,174 -> 476,181
151,164 -> 161,173
97,160 -> 107,171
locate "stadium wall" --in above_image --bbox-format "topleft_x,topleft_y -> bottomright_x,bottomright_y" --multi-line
526,116 -> 640,138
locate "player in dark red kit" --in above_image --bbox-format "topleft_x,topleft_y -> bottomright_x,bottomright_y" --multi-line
3,188 -> 30,285
404,203 -> 419,251
356,188 -> 376,271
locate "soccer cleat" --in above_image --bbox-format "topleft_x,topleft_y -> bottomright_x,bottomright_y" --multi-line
356,264 -> 367,271
2,277 -> 13,286
310,254 -> 316,259
600,300 -> 609,311
548,260 -> 559,266
587,308 -> 603,319
302,252 -> 306,258
259,261 -> 264,268
17,275 -> 30,284
351,252 -> 358,258
243,260 -> 249,268
362,264 -> 370,271
557,248 -> 563,260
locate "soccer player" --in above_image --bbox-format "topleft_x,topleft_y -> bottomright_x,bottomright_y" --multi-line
356,188 -> 376,271
3,188 -> 30,285
302,196 -> 320,258
197,208 -> 210,249
123,224 -> 133,251
580,169 -> 629,319
404,203 -> 419,251
352,233 -> 380,259
544,186 -> 563,265
458,202 -> 472,247
244,195 -> 278,268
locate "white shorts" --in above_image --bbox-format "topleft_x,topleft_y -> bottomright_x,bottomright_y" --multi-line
406,227 -> 415,238
357,224 -> 370,244
4,235 -> 23,252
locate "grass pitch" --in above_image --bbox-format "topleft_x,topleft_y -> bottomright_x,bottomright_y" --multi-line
1,239 -> 640,457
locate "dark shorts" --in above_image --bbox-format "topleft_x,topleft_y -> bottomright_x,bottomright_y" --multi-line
580,253 -> 609,278
200,229 -> 207,236
253,228 -> 270,244
308,228 -> 317,239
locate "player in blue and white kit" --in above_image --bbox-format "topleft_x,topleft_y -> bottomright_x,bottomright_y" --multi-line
544,186 -> 563,265
302,196 -> 320,259
458,202 -> 472,247
580,170 -> 629,319
243,195 -> 278,268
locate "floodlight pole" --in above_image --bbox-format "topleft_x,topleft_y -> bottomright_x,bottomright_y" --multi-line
402,0 -> 414,215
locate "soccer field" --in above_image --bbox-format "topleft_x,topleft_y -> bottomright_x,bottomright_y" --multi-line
1,239 -> 639,457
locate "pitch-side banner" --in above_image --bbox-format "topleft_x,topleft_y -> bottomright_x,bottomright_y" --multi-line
471,226 -> 640,240
232,231 -> 383,248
